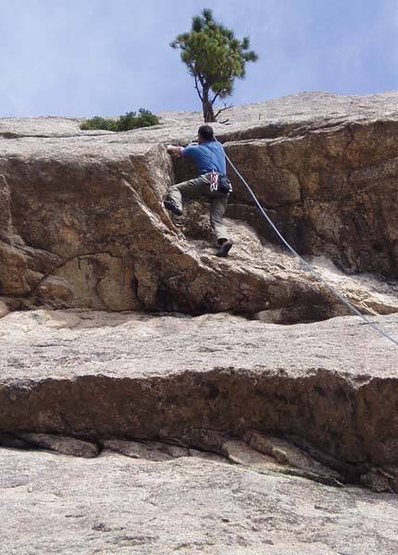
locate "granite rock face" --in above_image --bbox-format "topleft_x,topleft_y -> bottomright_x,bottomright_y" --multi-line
0,92 -> 397,321
1,308 -> 398,552
1,309 -> 397,490
1,448 -> 398,554
1,93 -> 398,552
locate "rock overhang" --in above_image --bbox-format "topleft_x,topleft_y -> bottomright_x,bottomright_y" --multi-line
0,309 -> 397,475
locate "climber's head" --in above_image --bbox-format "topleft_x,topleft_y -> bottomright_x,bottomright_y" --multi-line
198,125 -> 215,144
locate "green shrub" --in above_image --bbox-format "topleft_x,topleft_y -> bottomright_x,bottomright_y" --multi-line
80,116 -> 118,131
80,109 -> 160,131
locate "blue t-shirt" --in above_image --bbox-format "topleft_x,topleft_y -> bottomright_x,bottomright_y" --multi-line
182,141 -> 227,176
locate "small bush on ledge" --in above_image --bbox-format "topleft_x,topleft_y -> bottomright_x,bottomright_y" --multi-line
80,109 -> 160,131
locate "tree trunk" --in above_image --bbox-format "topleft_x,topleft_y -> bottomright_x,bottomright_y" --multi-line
202,87 -> 216,122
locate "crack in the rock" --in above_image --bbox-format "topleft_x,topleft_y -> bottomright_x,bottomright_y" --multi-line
0,132 -> 113,140
0,429 -> 391,492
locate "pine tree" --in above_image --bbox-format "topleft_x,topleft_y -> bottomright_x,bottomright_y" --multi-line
170,9 -> 258,122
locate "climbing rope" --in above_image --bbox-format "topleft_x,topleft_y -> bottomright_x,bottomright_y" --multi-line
223,149 -> 398,348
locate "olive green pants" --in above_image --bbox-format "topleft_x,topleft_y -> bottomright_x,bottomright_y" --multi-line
166,173 -> 229,241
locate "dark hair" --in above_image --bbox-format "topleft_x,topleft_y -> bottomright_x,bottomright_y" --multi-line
198,124 -> 215,142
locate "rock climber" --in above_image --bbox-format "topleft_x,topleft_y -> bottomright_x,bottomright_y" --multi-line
165,124 -> 233,257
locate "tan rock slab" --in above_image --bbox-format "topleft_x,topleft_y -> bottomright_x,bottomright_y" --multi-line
1,448 -> 398,554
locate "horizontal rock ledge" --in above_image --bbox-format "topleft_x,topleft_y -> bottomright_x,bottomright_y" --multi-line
1,367 -> 397,467
1,310 -> 397,485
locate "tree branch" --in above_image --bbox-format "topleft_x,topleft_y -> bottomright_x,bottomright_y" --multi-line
214,103 -> 233,119
211,90 -> 222,104
196,72 -> 205,87
194,76 -> 203,101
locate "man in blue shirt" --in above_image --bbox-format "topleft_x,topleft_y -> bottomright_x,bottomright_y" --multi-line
165,125 -> 233,257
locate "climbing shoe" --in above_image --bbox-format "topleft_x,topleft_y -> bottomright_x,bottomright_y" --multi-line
164,198 -> 183,217
216,240 -> 233,257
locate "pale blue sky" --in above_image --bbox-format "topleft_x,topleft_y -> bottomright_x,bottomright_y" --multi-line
0,0 -> 397,117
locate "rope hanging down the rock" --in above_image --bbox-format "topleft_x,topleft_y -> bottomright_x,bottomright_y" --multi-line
223,149 -> 398,348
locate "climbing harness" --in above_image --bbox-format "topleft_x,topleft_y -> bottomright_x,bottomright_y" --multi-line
223,149 -> 398,348
209,171 -> 233,194
209,171 -> 219,192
